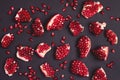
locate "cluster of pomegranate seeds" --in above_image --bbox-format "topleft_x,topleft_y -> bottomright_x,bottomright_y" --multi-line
8,6 -> 15,15
55,44 -> 70,60
15,8 -> 32,22
71,60 -> 89,77
69,20 -> 84,36
40,62 -> 55,78
29,3 -> 50,15
81,0 -> 103,19
105,29 -> 118,45
32,18 -> 44,36
46,14 -> 65,31
1,33 -> 14,48
60,0 -> 78,12
92,67 -> 107,80
106,61 -> 114,69
77,36 -> 91,58
59,60 -> 68,69
4,58 -> 19,76
16,46 -> 34,62
89,21 -> 107,36
92,46 -> 109,61
19,66 -> 40,80
35,42 -> 51,58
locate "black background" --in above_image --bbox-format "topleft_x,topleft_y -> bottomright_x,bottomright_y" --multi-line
0,0 -> 120,80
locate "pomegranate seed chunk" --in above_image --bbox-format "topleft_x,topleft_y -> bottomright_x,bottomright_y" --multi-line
92,46 -> 109,61
15,8 -> 32,22
81,0 -> 103,19
77,36 -> 91,58
1,33 -> 14,48
105,29 -> 118,45
92,67 -> 107,80
71,60 -> 89,77
55,44 -> 70,60
46,14 -> 65,31
40,62 -> 55,78
36,43 -> 51,58
32,18 -> 44,36
16,46 -> 34,62
89,21 -> 107,35
4,58 -> 19,76
69,20 -> 84,36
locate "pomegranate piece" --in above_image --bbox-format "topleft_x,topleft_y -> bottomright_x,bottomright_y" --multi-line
92,46 -> 109,61
55,44 -> 70,60
40,62 -> 55,78
92,67 -> 107,80
32,18 -> 44,36
1,33 -> 14,48
89,21 -> 107,35
16,46 -> 34,62
46,14 -> 65,30
15,8 -> 32,22
4,58 -> 19,76
71,60 -> 89,77
77,36 -> 91,58
35,43 -> 51,58
105,29 -> 118,45
69,20 -> 84,36
81,0 -> 103,19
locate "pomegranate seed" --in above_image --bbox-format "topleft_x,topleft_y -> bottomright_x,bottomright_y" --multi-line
42,3 -> 47,8
51,41 -> 55,47
60,0 -> 64,4
55,68 -> 59,72
47,6 -> 51,10
29,38 -> 33,42
115,18 -> 120,21
53,76 -> 58,80
111,49 -> 115,53
106,61 -> 114,69
30,5 -> 34,10
8,10 -> 12,15
24,72 -> 28,76
35,7 -> 40,11
31,10 -> 35,14
28,66 -> 32,70
9,25 -> 14,30
100,11 -> 105,15
60,63 -> 64,68
5,50 -> 11,54
61,40 -> 65,44
62,8 -> 66,12
41,9 -> 45,13
44,11 -> 48,15
63,60 -> 67,64
3,28 -> 7,32
110,16 -> 114,20
62,36 -> 66,40
106,7 -> 110,11
24,25 -> 28,29
19,72 -> 23,76
10,6 -> 14,11
61,74 -> 65,78
51,32 -> 55,37
70,76 -> 74,80
72,6 -> 76,10
62,65 -> 67,69
77,14 -> 80,18
65,3 -> 69,7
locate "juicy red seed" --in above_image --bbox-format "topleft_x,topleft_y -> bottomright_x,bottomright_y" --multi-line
5,50 -> 11,54
8,10 -> 12,15
77,14 -> 80,18
60,63 -> 64,67
111,49 -> 115,53
115,18 -> 120,21
9,25 -> 14,30
24,72 -> 28,76
30,5 -> 34,10
19,72 -> 23,76
61,40 -> 65,44
70,76 -> 74,80
31,10 -> 35,14
60,0 -> 64,4
62,8 -> 66,12
24,25 -> 28,29
106,7 -> 110,11
53,76 -> 58,80
65,3 -> 69,7
35,7 -> 40,11
55,68 -> 59,72
62,36 -> 66,40
10,6 -> 14,11
29,38 -> 33,42
3,28 -> 7,32
72,6 -> 76,10
44,11 -> 48,15
51,41 -> 55,47
41,9 -> 45,13
106,61 -> 114,68
28,66 -> 32,70
61,74 -> 65,78
63,60 -> 67,64
47,6 -> 51,10
41,3 -> 47,8
63,65 -> 67,69
110,16 -> 114,20
51,32 -> 55,37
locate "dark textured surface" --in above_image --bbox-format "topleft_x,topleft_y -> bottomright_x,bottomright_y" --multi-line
0,0 -> 120,80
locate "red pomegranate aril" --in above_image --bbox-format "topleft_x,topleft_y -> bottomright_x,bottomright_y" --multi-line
60,0 -> 64,4
106,61 -> 114,69
8,10 -> 12,15
42,3 -> 47,8
65,3 -> 69,7
29,38 -> 33,42
9,25 -> 14,30
19,72 -> 23,76
3,28 -> 7,32
115,18 -> 120,21
55,68 -> 59,72
61,74 -> 65,78
51,32 -> 55,37
30,5 -> 34,10
100,11 -> 105,15
35,7 -> 40,11
106,7 -> 110,11
51,41 -> 55,47
10,6 -> 14,11
111,49 -> 115,53
62,8 -> 66,12
62,36 -> 66,40
47,6 -> 51,10
44,11 -> 48,15
77,14 -> 80,18
70,76 -> 74,80
5,50 -> 11,55
110,16 -> 114,20
31,10 -> 35,14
